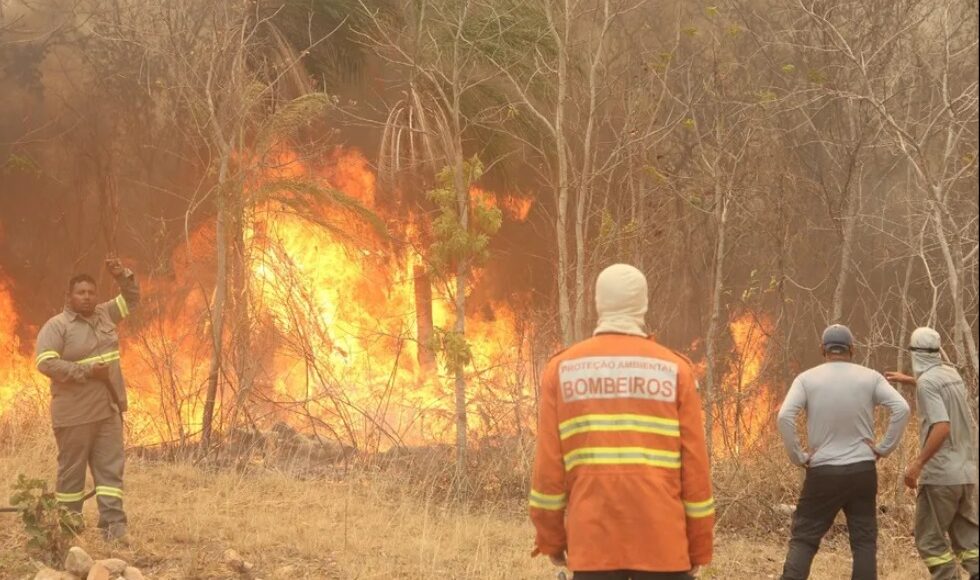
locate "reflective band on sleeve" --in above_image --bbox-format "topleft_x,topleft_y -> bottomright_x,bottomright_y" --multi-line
55,491 -> 86,503
559,414 -> 680,440
923,552 -> 955,567
528,489 -> 567,510
959,549 -> 979,561
684,497 -> 716,518
563,447 -> 681,471
115,294 -> 130,318
77,351 -> 121,366
35,351 -> 61,367
95,486 -> 124,499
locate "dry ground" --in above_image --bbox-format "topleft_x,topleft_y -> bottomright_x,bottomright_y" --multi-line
0,431 -> 938,579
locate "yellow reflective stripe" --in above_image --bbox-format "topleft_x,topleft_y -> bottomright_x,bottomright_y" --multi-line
528,489 -> 567,510
35,351 -> 60,366
959,549 -> 979,561
923,552 -> 955,567
115,294 -> 130,318
559,414 -> 680,440
95,486 -> 123,499
77,351 -> 121,365
55,491 -> 86,503
563,447 -> 681,471
684,497 -> 716,518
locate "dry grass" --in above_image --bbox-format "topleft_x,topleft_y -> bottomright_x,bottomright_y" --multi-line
0,429 -> 935,579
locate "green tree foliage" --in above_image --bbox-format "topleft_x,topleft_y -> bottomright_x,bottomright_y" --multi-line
426,157 -> 502,276
425,156 -> 501,377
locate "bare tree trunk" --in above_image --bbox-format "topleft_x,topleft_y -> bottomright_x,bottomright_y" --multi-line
202,157 -> 229,451
831,176 -> 861,323
932,204 -> 979,377
551,1 -> 573,346
573,178 -> 588,342
414,264 -> 435,371
452,145 -> 469,480
704,191 -> 729,459
230,190 -> 254,432
893,251 -> 915,503
453,263 -> 468,476
571,2 -> 611,342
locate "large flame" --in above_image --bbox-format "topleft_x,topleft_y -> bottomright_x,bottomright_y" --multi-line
0,269 -> 37,413
1,148 -> 534,448
713,312 -> 776,456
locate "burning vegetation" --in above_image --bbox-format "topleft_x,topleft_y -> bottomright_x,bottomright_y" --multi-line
0,147 -> 538,451
0,3 -> 976,574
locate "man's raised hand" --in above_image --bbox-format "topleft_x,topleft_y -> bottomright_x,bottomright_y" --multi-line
105,255 -> 125,277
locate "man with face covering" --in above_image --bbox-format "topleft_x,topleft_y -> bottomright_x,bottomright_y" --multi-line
34,256 -> 139,542
529,264 -> 713,579
886,327 -> 978,580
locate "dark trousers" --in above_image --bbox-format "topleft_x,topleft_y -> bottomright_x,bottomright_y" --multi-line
781,461 -> 877,580
574,572 -> 693,580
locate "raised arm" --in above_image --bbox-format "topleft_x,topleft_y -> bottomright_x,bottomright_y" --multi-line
102,257 -> 140,323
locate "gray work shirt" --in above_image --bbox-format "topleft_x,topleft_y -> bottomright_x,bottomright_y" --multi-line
35,271 -> 139,428
777,361 -> 911,467
916,364 -> 979,486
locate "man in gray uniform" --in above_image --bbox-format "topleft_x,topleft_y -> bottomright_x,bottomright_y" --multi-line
35,256 -> 139,542
886,327 -> 978,580
777,324 -> 911,580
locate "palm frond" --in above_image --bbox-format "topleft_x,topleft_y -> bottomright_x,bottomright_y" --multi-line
255,93 -> 333,152
253,177 -> 389,242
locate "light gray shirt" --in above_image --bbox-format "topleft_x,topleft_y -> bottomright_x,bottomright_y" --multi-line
777,361 -> 911,467
916,363 -> 979,485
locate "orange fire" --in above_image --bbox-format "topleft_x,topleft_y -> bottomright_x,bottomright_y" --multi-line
0,269 -> 38,414
501,195 -> 533,221
712,312 -> 777,456
0,148 -> 533,448
242,151 -> 531,446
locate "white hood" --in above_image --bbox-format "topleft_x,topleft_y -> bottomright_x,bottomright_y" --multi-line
593,264 -> 648,337
910,326 -> 943,377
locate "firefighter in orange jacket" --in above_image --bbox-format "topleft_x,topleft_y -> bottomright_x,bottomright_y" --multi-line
529,264 -> 714,579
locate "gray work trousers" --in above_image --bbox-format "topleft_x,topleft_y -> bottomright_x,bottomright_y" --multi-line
53,413 -> 126,528
916,484 -> 979,580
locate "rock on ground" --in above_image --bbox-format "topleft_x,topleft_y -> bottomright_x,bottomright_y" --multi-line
65,546 -> 95,578
34,569 -> 79,580
121,567 -> 146,580
92,559 -> 128,576
224,548 -> 255,574
85,562 -> 110,580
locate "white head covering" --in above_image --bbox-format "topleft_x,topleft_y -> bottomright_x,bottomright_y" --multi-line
910,326 -> 943,377
593,264 -> 648,337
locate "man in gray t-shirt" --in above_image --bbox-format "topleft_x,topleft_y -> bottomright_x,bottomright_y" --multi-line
887,327 -> 978,580
777,324 -> 910,580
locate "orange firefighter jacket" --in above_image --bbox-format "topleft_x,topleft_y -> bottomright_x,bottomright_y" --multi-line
529,333 -> 714,572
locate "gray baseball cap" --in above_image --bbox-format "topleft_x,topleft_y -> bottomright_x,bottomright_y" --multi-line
822,324 -> 854,354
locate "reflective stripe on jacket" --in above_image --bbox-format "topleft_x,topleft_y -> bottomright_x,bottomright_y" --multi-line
35,271 -> 140,427
529,333 -> 714,572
